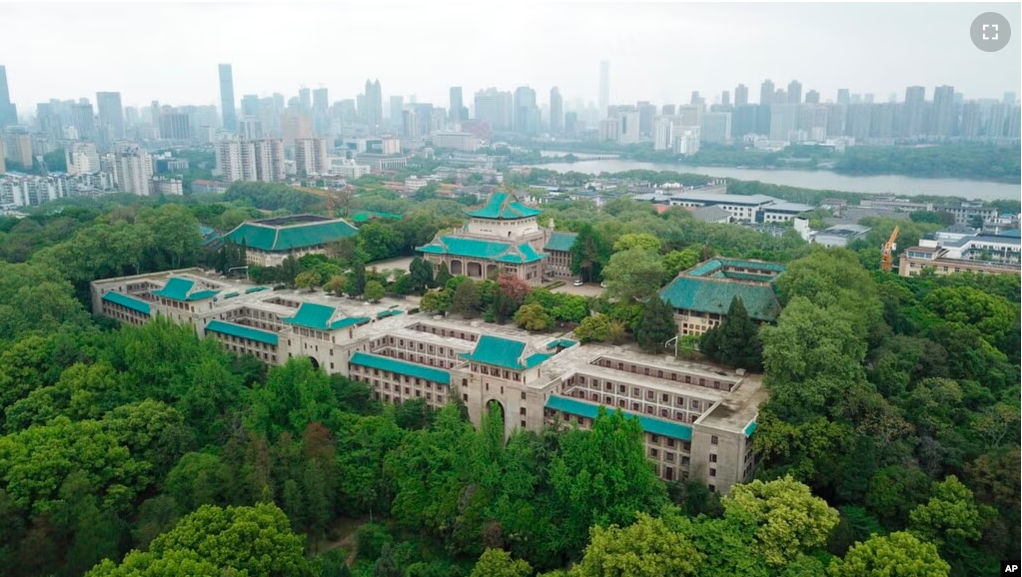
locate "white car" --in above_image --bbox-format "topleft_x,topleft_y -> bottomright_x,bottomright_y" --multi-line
600,282 -> 607,288
573,280 -> 584,287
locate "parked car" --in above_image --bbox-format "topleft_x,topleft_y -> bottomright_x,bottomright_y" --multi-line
600,282 -> 607,288
573,279 -> 584,287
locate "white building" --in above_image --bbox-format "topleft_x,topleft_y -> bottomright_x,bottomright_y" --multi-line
381,137 -> 401,155
330,158 -> 371,179
114,149 -> 154,196
702,112 -> 732,144
216,138 -> 284,183
215,139 -> 245,182
617,111 -> 640,144
673,129 -> 700,156
654,118 -> 674,151
151,177 -> 184,196
253,139 -> 285,182
760,201 -> 813,223
599,118 -> 619,142
813,224 -> 871,248
432,132 -> 478,152
294,138 -> 329,176
65,142 -> 101,175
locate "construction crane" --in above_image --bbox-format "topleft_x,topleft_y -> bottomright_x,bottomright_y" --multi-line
881,226 -> 900,272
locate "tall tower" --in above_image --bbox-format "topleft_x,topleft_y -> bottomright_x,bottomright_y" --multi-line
0,65 -> 16,127
365,79 -> 383,133
759,79 -> 775,106
218,64 -> 237,132
734,84 -> 749,107
550,87 -> 563,133
599,61 -> 610,119
787,80 -> 802,104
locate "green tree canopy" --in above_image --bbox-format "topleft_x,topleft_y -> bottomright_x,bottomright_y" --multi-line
827,531 -> 950,577
570,513 -> 704,577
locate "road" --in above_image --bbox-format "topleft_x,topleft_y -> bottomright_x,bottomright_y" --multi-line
550,282 -> 605,297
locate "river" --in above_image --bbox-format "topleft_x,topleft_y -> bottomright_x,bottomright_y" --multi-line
528,158 -> 1020,202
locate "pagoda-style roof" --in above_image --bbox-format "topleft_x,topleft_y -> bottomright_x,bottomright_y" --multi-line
417,236 -> 546,264
222,215 -> 357,253
459,335 -> 551,370
466,192 -> 542,220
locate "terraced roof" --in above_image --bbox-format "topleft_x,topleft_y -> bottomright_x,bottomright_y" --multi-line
659,276 -> 783,322
350,352 -> 450,385
223,217 -> 357,253
152,278 -> 220,302
206,320 -> 279,346
544,232 -> 578,252
282,302 -> 369,331
466,192 -> 542,219
460,335 -> 551,370
417,236 -> 547,264
352,211 -> 403,222
688,258 -> 787,277
101,292 -> 151,315
545,396 -> 693,441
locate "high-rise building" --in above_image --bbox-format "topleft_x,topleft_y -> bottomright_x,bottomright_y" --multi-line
449,87 -> 464,123
836,89 -> 851,105
70,102 -> 96,141
902,86 -> 926,137
0,65 -> 16,128
662,104 -> 676,116
513,86 -> 539,134
787,80 -> 802,104
931,85 -> 956,136
564,112 -> 578,135
299,87 -> 311,113
797,105 -> 829,141
114,148 -> 154,195
599,61 -> 610,119
389,95 -> 404,125
774,89 -> 787,103
550,88 -> 564,133
804,90 -> 820,104
721,91 -> 731,107
0,141 -> 6,174
364,79 -> 383,133
312,88 -> 328,114
241,94 -> 260,118
159,113 -> 191,140
759,80 -> 775,106
702,112 -> 732,143
281,112 -> 312,145
637,101 -> 656,136
768,103 -> 798,142
824,103 -> 846,137
733,104 -> 758,137
864,93 -> 875,104
691,91 -> 704,106
617,111 -> 640,144
253,139 -> 285,181
868,103 -> 895,138
653,117 -> 674,150
1004,92 -> 1017,105
294,138 -> 329,176
734,84 -> 749,107
2,132 -> 32,167
218,64 -> 237,132
474,88 -> 513,132
845,103 -> 872,139
959,101 -> 982,139
675,105 -> 703,128
96,92 -> 125,141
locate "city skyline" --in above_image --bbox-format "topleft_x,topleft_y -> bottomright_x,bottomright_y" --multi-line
0,3 -> 1019,113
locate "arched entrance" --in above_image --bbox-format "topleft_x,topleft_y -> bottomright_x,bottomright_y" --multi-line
450,260 -> 463,275
467,262 -> 483,278
309,357 -> 320,370
486,399 -> 505,427
485,264 -> 497,278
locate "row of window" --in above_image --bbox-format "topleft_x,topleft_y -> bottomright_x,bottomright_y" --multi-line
374,338 -> 465,359
409,323 -> 480,342
567,389 -> 703,423
591,359 -> 736,391
349,364 -> 448,390
574,377 -> 712,409
471,364 -> 522,381
103,305 -> 147,326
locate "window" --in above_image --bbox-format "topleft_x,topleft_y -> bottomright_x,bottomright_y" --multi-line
666,452 -> 675,462
711,435 -> 719,445
520,407 -> 527,416
710,468 -> 716,477
521,391 -> 527,400
709,454 -> 718,463
649,448 -> 659,458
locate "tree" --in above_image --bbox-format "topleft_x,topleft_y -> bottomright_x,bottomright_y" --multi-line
294,270 -> 322,291
435,262 -> 453,287
85,503 -> 315,577
408,257 -> 435,294
723,476 -> 840,567
514,303 -> 554,331
449,279 -> 480,317
908,476 -> 992,552
700,297 -> 763,371
574,315 -> 611,343
603,247 -> 666,302
420,289 -> 451,313
347,259 -> 367,297
612,233 -> 662,253
324,275 -> 347,296
364,280 -> 386,303
570,513 -> 703,577
492,273 -> 530,322
827,532 -> 950,577
664,248 -> 700,278
357,222 -> 404,262
471,548 -> 533,577
570,223 -> 611,283
635,295 -> 676,354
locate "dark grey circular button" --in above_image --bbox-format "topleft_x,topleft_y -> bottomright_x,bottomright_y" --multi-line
971,12 -> 1011,52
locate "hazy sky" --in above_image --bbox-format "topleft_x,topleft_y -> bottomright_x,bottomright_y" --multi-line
1,2 -> 1020,113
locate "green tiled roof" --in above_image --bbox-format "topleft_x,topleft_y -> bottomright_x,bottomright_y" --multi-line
206,320 -> 279,346
659,276 -> 783,322
224,218 -> 357,252
223,292 -> 240,299
244,286 -> 269,294
460,335 -> 551,370
282,302 -> 369,331
102,292 -> 151,315
688,258 -> 786,278
152,278 -> 220,302
744,422 -> 757,436
546,338 -> 577,349
416,236 -> 547,264
377,309 -> 403,318
546,396 -> 693,441
544,232 -> 578,252
350,352 -> 450,385
353,211 -> 403,222
466,192 -> 542,219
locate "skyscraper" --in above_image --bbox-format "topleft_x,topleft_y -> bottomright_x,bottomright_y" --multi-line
219,64 -> 237,132
0,65 -> 16,127
299,87 -> 311,113
734,84 -> 749,107
513,86 -> 539,134
804,90 -> 820,104
1004,92 -> 1017,105
474,88 -> 513,131
550,87 -> 563,133
637,101 -> 656,136
759,80 -> 775,106
787,80 -> 802,104
71,102 -> 96,141
364,79 -> 383,133
836,89 -> 850,105
312,88 -> 328,114
449,87 -> 464,123
931,85 -> 956,136
96,92 -> 125,140
389,95 -> 404,125
902,86 -> 926,137
599,61 -> 610,119
721,91 -> 731,107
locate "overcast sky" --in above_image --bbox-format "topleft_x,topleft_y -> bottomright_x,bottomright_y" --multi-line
1,2 -> 1020,112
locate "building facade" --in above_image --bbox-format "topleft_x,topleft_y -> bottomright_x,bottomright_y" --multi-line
222,214 -> 359,267
90,268 -> 765,494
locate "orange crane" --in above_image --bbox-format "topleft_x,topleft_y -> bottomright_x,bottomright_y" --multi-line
881,226 -> 900,272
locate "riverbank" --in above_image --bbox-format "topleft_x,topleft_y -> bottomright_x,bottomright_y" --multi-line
525,159 -> 1021,202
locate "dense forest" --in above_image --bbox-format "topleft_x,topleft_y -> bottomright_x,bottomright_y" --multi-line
0,181 -> 1018,576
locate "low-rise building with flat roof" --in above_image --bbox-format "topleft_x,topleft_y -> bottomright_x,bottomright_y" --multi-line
813,224 -> 871,248
91,267 -> 767,494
